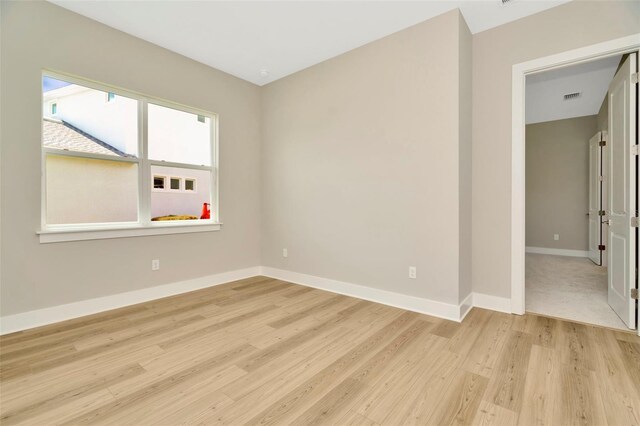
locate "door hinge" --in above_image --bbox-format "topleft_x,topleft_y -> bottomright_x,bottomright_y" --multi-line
599,210 -> 606,216
598,244 -> 606,251
632,72 -> 639,85
599,175 -> 604,182
632,145 -> 639,156
631,288 -> 639,300
632,217 -> 639,228
599,140 -> 606,147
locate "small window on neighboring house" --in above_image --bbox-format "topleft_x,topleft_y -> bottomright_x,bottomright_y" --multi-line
51,103 -> 57,115
170,177 -> 181,190
153,176 -> 166,189
107,92 -> 116,103
197,115 -> 206,123
185,179 -> 196,191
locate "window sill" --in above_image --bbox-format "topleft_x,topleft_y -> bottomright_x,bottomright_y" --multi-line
37,222 -> 222,243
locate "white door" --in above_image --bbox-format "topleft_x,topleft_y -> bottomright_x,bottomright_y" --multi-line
588,132 -> 603,265
607,53 -> 637,330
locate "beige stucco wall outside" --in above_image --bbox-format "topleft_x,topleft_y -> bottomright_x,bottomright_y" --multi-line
46,156 -> 138,224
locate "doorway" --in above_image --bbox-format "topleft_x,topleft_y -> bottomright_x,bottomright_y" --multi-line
511,35 -> 639,334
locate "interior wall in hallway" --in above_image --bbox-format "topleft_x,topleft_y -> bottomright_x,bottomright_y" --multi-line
525,115 -> 598,251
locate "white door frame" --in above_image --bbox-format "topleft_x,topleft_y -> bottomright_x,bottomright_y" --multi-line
510,33 -> 640,317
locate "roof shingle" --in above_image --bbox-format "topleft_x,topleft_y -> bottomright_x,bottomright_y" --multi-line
42,118 -> 128,157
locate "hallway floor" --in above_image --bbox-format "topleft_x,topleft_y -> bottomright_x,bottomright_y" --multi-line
526,253 -> 628,331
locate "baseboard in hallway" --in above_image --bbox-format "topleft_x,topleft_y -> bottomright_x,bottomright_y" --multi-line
525,246 -> 589,258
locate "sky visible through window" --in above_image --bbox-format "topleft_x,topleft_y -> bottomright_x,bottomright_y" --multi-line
43,76 -> 72,92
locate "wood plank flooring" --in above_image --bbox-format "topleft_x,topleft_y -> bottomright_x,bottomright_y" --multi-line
1,276 -> 639,425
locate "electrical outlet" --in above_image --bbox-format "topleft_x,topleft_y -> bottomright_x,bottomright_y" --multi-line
152,259 -> 160,271
554,234 -> 559,241
282,248 -> 288,258
409,266 -> 417,279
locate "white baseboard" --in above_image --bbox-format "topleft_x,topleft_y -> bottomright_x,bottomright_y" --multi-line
472,292 -> 512,314
0,267 -> 261,335
1,266 -> 518,335
260,267 -> 462,322
525,246 -> 589,258
459,292 -> 474,321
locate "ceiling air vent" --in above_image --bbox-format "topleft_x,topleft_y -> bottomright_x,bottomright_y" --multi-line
563,92 -> 581,100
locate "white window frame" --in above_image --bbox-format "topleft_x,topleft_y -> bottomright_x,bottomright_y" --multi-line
38,70 -> 221,243
50,101 -> 58,116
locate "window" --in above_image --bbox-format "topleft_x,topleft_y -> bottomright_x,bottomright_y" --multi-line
153,175 -> 166,189
40,73 -> 219,242
170,177 -> 181,190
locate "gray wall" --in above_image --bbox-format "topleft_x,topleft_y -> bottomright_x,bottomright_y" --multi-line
525,116 -> 597,251
472,0 -> 640,299
0,1 -> 262,316
597,96 -> 608,133
261,10 -> 470,306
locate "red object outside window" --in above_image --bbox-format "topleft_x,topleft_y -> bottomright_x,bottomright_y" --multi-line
200,202 -> 211,219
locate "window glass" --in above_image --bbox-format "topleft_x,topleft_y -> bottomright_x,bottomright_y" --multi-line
42,76 -> 138,158
151,165 -> 211,221
42,73 -> 217,230
170,177 -> 181,190
153,176 -> 165,189
148,103 -> 211,166
46,154 -> 138,224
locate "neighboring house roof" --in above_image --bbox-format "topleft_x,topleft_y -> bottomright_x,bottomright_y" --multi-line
43,118 -> 129,157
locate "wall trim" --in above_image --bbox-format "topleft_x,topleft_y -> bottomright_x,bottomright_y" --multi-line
0,266 -> 261,335
261,266 -> 463,322
511,33 -> 640,315
525,246 -> 589,258
472,292 -> 512,314
1,267 -> 530,335
459,292 -> 474,321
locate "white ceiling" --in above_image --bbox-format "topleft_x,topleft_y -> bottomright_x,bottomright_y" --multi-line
525,55 -> 621,124
49,0 -> 571,86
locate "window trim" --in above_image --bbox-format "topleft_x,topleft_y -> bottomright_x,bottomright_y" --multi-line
39,70 -> 220,243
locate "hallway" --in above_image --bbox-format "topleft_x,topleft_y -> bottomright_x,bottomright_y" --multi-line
526,253 -> 628,330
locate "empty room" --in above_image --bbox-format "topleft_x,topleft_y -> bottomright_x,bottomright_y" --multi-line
0,1 -> 638,425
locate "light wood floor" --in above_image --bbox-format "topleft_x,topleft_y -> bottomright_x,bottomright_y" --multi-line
1,277 -> 639,425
